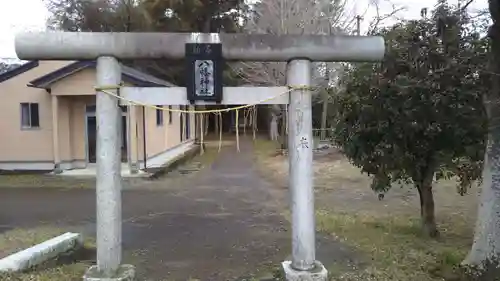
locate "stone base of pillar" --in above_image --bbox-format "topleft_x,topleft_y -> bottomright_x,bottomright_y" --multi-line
129,163 -> 139,174
53,163 -> 63,174
282,261 -> 328,281
83,264 -> 135,281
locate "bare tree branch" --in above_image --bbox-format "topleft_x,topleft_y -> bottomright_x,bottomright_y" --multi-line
233,0 -> 403,90
461,0 -> 475,12
366,0 -> 406,33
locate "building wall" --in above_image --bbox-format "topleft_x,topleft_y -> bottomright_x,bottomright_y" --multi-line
51,69 -> 97,166
70,96 -> 95,162
51,70 -> 126,165
0,60 -> 195,171
0,61 -> 73,168
136,105 -> 189,161
57,96 -> 72,163
53,70 -> 196,168
145,106 -> 167,157
51,68 -> 96,96
49,68 -> 98,165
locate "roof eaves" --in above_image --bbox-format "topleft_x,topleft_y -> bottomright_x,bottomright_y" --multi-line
122,73 -> 165,87
28,61 -> 94,88
0,61 -> 40,83
120,65 -> 176,87
24,60 -> 176,89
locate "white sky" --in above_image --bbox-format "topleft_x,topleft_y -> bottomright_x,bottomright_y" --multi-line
0,0 -> 488,59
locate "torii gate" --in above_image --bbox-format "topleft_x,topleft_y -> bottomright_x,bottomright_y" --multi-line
15,32 -> 384,281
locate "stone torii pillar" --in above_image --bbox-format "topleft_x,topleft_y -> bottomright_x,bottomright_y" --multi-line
15,32 -> 384,281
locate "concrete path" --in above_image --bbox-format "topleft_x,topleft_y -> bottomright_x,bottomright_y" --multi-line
0,139 -> 356,280
123,140 -> 291,280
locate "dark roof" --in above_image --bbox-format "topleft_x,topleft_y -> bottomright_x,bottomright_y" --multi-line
0,61 -> 39,83
28,60 -> 176,89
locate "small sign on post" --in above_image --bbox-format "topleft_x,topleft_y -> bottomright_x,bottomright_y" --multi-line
185,43 -> 223,104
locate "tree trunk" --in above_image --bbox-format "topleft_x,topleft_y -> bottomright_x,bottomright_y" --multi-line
269,105 -> 280,141
280,113 -> 288,150
464,143 -> 500,267
253,107 -> 257,140
463,0 -> 500,269
204,114 -> 209,136
320,91 -> 328,141
279,106 -> 288,150
416,169 -> 439,238
419,185 -> 438,238
416,185 -> 424,218
320,66 -> 330,141
270,113 -> 279,141
215,112 -> 219,134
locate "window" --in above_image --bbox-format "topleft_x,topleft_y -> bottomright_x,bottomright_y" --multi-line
20,103 -> 40,129
156,105 -> 164,126
168,106 -> 173,124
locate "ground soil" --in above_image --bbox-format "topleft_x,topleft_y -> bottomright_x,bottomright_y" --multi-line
253,140 -> 480,281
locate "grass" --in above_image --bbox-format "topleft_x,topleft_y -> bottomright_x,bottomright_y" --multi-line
252,138 -> 478,281
0,226 -> 95,281
316,211 -> 471,280
147,144 -> 220,179
178,141 -> 225,172
0,227 -> 76,258
0,175 -> 94,189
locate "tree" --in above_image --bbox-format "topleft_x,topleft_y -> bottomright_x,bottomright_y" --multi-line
232,0 -> 355,147
234,0 -> 404,146
45,0 -> 247,139
134,0 -> 247,85
463,0 -> 500,272
45,0 -> 144,32
332,0 -> 489,237
45,0 -> 246,85
0,62 -> 21,74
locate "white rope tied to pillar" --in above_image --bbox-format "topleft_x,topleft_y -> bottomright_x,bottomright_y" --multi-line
95,84 -> 316,114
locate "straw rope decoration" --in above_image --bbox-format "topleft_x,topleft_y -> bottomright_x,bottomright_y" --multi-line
95,84 -> 316,153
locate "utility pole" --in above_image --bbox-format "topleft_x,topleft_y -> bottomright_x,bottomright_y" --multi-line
356,15 -> 362,36
320,68 -> 329,141
320,6 -> 333,141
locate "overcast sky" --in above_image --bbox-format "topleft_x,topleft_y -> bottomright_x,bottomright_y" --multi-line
0,0 -> 488,59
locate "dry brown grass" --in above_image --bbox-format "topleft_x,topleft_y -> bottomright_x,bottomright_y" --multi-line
253,138 -> 478,281
0,175 -> 94,189
0,227 -> 74,259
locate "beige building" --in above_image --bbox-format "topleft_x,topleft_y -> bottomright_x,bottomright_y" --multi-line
0,60 -> 196,174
